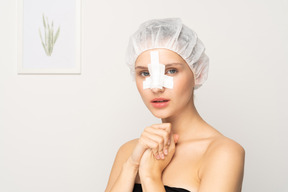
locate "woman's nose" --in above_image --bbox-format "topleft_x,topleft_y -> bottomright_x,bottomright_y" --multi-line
151,87 -> 164,93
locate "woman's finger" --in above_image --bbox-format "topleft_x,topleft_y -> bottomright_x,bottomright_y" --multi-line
140,132 -> 164,159
151,123 -> 172,133
147,133 -> 164,159
168,133 -> 179,153
151,123 -> 172,156
145,127 -> 169,157
173,134 -> 179,144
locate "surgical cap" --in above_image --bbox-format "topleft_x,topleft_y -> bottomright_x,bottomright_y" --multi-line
125,18 -> 209,90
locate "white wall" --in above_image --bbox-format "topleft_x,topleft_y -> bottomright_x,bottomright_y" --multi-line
1,0 -> 287,191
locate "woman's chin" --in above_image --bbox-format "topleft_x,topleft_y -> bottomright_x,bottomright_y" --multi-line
145,104 -> 173,119
150,111 -> 171,119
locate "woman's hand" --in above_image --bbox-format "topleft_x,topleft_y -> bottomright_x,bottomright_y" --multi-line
139,133 -> 179,179
129,123 -> 174,166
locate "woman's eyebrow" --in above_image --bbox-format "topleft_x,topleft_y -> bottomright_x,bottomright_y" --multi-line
135,63 -> 183,70
135,66 -> 147,70
165,63 -> 184,67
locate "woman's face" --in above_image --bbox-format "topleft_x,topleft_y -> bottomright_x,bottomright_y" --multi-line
135,48 -> 195,119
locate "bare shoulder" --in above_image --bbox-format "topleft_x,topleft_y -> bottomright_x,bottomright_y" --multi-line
200,135 -> 245,172
109,138 -> 139,170
198,134 -> 245,192
117,138 -> 139,159
110,138 -> 139,166
198,134 -> 245,191
207,135 -> 245,159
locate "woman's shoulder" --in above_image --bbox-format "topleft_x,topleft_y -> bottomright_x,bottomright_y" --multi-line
119,138 -> 139,152
116,138 -> 139,158
199,133 -> 245,177
207,134 -> 245,157
197,132 -> 245,190
107,138 -> 140,172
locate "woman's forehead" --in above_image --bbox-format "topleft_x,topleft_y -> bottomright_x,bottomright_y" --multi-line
135,48 -> 186,67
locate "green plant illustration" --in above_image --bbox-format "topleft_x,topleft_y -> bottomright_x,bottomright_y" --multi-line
39,13 -> 60,56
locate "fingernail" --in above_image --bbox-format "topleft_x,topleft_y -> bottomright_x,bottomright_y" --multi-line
156,154 -> 160,159
164,149 -> 168,155
160,153 -> 165,159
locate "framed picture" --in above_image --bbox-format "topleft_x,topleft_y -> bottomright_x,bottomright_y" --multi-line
17,0 -> 81,74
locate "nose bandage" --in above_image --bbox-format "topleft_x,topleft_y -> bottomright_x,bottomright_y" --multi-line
143,51 -> 174,89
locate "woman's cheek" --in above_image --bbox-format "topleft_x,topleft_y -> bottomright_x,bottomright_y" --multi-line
175,75 -> 192,95
173,76 -> 184,91
136,79 -> 143,92
137,82 -> 150,105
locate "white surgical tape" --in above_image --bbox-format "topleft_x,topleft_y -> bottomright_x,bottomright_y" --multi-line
143,51 -> 174,89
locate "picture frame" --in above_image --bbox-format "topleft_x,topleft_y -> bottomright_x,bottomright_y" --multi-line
17,0 -> 81,74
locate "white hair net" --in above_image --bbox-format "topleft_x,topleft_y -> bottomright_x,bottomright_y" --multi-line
126,18 -> 209,89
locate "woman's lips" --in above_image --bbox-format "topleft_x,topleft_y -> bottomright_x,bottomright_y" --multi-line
151,98 -> 170,108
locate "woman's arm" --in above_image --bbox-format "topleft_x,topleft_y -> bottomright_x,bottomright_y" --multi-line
141,175 -> 166,192
105,123 -> 173,192
139,150 -> 166,192
109,157 -> 139,192
198,139 -> 245,192
105,139 -> 140,192
139,134 -> 179,192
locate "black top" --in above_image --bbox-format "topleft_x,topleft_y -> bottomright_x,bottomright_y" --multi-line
133,183 -> 190,192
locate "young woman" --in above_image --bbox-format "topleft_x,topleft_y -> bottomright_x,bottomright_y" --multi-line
105,18 -> 245,192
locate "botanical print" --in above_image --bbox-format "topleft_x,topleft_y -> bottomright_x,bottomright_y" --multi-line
39,13 -> 61,56
18,0 -> 80,73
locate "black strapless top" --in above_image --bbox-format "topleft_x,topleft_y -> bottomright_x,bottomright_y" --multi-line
133,183 -> 190,192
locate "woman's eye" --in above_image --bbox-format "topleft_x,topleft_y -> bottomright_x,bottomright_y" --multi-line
140,71 -> 150,77
166,69 -> 177,75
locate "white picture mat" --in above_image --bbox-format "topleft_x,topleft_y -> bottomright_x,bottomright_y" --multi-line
17,0 -> 81,74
